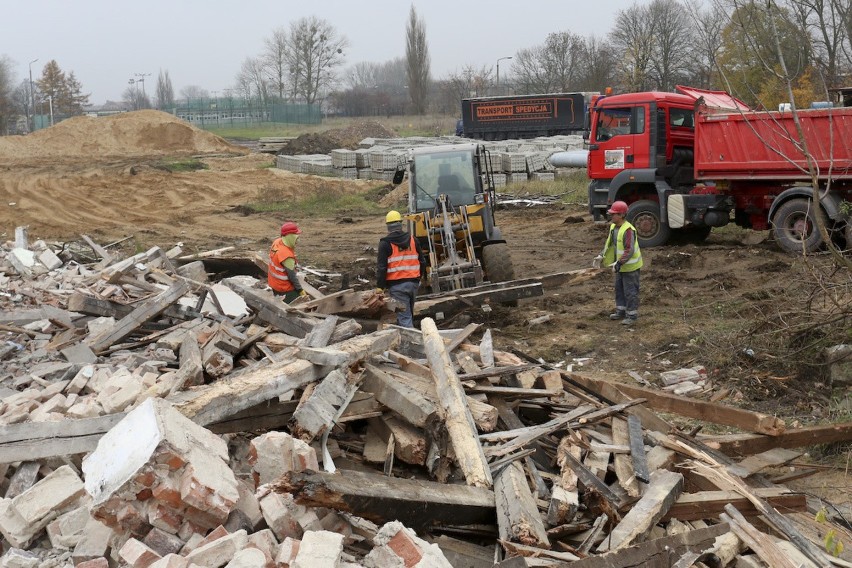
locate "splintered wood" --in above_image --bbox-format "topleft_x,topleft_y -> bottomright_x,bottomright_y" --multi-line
1,237 -> 851,566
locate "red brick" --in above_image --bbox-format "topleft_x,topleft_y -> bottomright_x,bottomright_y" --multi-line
388,530 -> 424,568
119,538 -> 163,568
76,558 -> 109,568
198,525 -> 229,547
148,504 -> 182,534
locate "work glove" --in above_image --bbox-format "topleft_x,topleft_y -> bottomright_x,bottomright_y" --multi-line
375,287 -> 385,294
612,261 -> 623,273
592,255 -> 603,269
298,289 -> 308,297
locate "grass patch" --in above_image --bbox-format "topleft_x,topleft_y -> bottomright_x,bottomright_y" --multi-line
154,158 -> 209,173
243,183 -> 387,217
500,170 -> 589,205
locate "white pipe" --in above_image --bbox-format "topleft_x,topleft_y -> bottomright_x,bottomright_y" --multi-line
549,150 -> 588,168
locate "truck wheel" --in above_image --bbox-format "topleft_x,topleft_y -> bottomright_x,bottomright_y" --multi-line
627,200 -> 671,248
771,198 -> 823,253
482,243 -> 515,283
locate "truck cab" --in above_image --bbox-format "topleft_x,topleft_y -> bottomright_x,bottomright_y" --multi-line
587,87 -> 745,247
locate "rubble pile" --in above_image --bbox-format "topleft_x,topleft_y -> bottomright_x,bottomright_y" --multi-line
1,230 -> 851,567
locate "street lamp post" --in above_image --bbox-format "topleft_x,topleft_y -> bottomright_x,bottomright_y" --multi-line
28,58 -> 38,132
496,56 -> 512,95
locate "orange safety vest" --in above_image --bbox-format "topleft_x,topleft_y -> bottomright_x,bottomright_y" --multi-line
386,237 -> 421,281
268,238 -> 297,293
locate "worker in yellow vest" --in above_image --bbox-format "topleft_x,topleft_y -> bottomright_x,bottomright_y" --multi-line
594,201 -> 643,325
376,210 -> 426,328
268,222 -> 307,303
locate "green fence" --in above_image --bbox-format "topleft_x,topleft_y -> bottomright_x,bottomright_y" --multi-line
170,98 -> 321,129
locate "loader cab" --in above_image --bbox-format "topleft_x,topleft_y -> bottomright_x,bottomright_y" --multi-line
409,146 -> 480,212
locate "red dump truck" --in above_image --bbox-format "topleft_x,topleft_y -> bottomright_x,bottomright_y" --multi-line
586,86 -> 852,252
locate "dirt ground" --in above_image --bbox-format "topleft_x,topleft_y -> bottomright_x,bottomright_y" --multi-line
1,111 -> 849,513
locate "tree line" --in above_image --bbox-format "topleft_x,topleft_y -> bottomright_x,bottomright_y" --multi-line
0,0 -> 851,132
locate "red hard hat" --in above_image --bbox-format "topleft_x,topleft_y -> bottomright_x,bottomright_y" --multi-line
607,200 -> 628,215
280,222 -> 301,236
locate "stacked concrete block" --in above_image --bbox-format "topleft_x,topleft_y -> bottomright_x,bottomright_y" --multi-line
83,398 -> 239,539
248,431 -> 318,487
489,173 -> 507,188
501,153 -> 527,173
0,465 -> 87,548
506,172 -> 526,185
363,521 -> 452,567
331,149 -> 357,168
356,169 -> 372,180
529,172 -> 555,182
354,148 -> 372,169
335,168 -> 358,180
524,153 -> 547,173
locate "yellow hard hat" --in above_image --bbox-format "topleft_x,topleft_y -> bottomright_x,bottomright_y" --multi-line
385,210 -> 402,223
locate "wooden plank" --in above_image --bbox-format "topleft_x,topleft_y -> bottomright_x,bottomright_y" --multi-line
369,416 -> 428,466
734,448 -> 803,477
495,461 -> 550,548
627,415 -> 650,484
67,291 -> 196,322
85,281 -> 191,353
568,523 -> 729,568
490,397 -> 550,500
5,462 -> 41,498
445,323 -> 480,354
566,372 -> 672,434
273,469 -> 495,529
421,317 -> 492,488
362,365 -> 438,429
458,364 -> 540,383
597,470 -> 684,552
559,449 -> 624,512
720,505 -> 799,568
310,289 -> 390,318
548,436 -> 581,525
415,282 -> 543,317
699,422 -> 852,456
571,373 -> 785,436
611,417 -> 640,498
291,369 -> 360,442
224,281 -> 318,338
662,489 -> 807,521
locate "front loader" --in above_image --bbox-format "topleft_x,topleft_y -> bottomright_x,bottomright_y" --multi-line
392,143 -> 515,294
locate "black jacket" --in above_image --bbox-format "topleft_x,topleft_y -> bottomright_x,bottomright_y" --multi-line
376,230 -> 426,288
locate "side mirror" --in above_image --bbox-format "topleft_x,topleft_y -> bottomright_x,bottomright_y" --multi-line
392,169 -> 405,185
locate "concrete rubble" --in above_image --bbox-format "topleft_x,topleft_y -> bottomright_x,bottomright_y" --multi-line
0,232 -> 851,568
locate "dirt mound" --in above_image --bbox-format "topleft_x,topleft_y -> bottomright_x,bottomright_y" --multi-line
0,110 -> 246,165
279,120 -> 399,155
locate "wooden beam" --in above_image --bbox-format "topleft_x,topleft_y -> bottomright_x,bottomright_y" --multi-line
176,329 -> 398,426
627,415 -> 650,484
567,523 -> 729,568
720,505 -> 799,568
273,469 -> 495,529
415,282 -> 543,318
495,461 -> 550,548
597,470 -> 684,552
699,422 -> 852,456
362,365 -> 438,429
611,417 -> 640,498
421,317 -> 492,488
291,369 -> 360,442
571,373 -> 785,436
85,281 -> 191,353
661,489 -> 807,521
548,436 -> 581,525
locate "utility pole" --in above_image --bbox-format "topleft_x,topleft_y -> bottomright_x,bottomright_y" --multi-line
134,73 -> 152,104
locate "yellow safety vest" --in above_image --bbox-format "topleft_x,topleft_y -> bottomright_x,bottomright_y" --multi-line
602,221 -> 643,272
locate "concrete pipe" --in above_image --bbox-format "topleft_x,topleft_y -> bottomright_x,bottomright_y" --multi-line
549,150 -> 588,169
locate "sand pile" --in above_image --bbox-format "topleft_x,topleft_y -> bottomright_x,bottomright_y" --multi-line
280,120 -> 399,155
0,110 -> 247,165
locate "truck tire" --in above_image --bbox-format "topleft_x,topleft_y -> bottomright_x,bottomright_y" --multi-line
482,243 -> 515,283
771,198 -> 823,254
627,200 -> 671,248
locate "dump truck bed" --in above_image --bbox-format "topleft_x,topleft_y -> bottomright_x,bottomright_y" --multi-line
694,107 -> 852,181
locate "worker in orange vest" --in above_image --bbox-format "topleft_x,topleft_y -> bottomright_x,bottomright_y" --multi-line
269,221 -> 307,303
376,210 -> 425,328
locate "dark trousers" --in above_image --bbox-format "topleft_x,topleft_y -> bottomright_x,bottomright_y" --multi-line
614,269 -> 640,318
388,281 -> 419,328
273,289 -> 301,303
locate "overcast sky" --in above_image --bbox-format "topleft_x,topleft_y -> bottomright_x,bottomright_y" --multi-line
7,0 -> 636,104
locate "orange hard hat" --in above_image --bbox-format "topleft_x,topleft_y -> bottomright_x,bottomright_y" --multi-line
280,222 -> 301,236
607,201 -> 628,215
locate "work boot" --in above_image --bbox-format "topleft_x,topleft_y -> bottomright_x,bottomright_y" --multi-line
621,316 -> 638,326
609,311 -> 625,320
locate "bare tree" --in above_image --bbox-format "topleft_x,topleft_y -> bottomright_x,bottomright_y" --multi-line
610,3 -> 656,91
406,5 -> 431,114
234,57 -> 268,102
785,0 -> 849,91
123,84 -> 150,110
685,3 -> 726,87
435,65 -> 492,114
512,31 -> 585,93
346,62 -> 380,89
647,0 -> 693,91
576,35 -> 619,92
286,16 -> 347,104
156,69 -> 175,110
264,27 -> 290,99
180,85 -> 210,101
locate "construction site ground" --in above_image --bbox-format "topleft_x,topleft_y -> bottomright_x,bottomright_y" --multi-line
1,111 -> 849,514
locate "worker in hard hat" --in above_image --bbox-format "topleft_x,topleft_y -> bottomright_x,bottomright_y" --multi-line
269,221 -> 307,303
376,210 -> 425,328
594,201 -> 643,325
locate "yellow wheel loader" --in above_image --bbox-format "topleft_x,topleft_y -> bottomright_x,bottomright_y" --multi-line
392,143 -> 514,294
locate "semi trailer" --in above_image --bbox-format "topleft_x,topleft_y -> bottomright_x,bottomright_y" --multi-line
586,86 -> 852,253
459,93 -> 588,140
